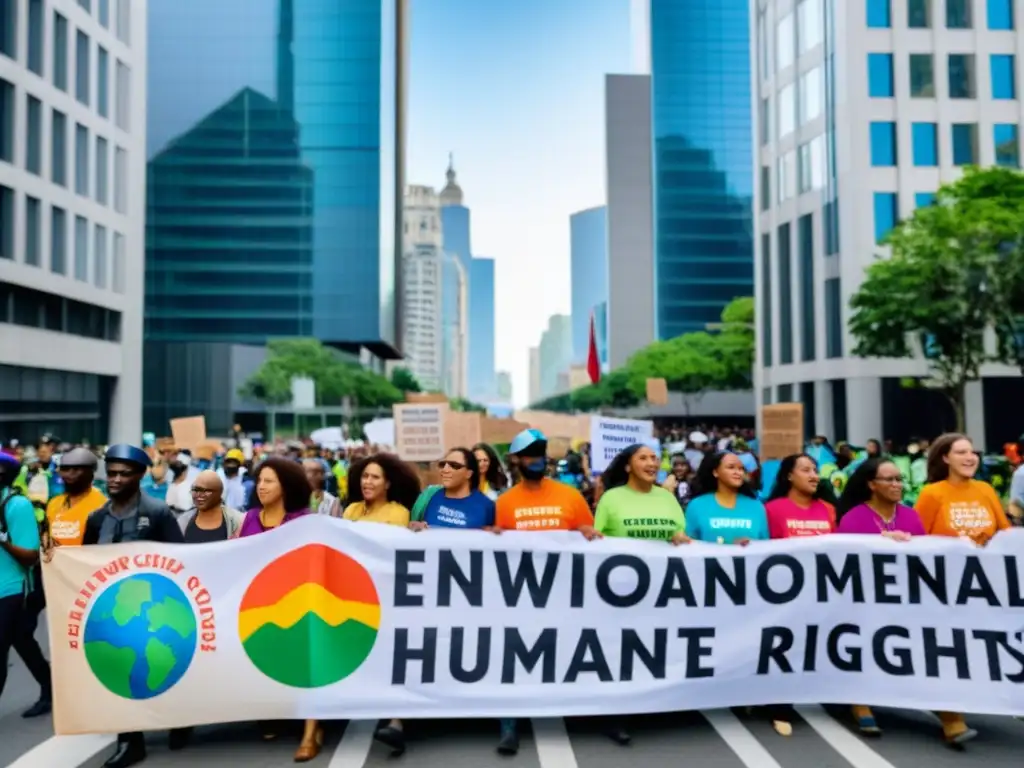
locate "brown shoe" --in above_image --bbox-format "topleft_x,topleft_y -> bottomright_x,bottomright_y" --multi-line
293,727 -> 323,763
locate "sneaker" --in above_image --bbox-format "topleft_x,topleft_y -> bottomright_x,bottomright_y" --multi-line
374,724 -> 406,756
851,705 -> 881,736
497,726 -> 519,755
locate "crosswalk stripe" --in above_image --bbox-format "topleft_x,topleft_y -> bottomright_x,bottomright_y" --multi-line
532,717 -> 579,768
794,705 -> 899,768
328,719 -> 376,767
703,709 -> 786,768
7,734 -> 115,768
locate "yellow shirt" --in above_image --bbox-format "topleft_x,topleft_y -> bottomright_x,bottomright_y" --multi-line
342,501 -> 410,527
46,487 -> 108,546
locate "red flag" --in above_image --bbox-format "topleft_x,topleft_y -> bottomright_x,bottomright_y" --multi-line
587,311 -> 601,384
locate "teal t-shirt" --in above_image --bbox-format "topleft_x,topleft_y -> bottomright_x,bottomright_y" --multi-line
684,493 -> 769,544
595,486 -> 685,541
0,490 -> 39,599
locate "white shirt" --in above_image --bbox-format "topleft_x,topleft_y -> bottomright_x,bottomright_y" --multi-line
217,468 -> 248,510
165,475 -> 194,514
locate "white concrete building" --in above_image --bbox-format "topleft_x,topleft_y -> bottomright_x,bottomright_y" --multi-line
401,184 -> 444,392
752,0 -> 1020,448
0,0 -> 146,443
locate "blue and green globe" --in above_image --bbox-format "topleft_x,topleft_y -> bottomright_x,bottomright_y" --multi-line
84,573 -> 197,699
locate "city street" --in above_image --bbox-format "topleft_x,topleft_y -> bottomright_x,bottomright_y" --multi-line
3,622 -> 1022,768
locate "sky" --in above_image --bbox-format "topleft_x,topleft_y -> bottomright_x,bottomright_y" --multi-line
407,0 -> 631,404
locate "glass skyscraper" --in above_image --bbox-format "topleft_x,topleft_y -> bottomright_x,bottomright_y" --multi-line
569,206 -> 608,364
468,257 -> 495,402
649,0 -> 754,338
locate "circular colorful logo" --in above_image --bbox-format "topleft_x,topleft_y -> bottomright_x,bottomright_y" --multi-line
84,573 -> 197,699
239,543 -> 380,688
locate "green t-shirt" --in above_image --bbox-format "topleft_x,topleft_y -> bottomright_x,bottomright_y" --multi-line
594,485 -> 685,541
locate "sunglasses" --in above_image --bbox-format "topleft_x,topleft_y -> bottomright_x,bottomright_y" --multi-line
438,460 -> 466,470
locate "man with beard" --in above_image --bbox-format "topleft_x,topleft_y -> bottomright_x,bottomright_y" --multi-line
216,449 -> 248,510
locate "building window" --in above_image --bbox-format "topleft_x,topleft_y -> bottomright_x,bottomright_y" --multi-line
51,110 -> 67,186
798,0 -> 823,53
798,142 -> 812,193
799,67 -> 822,124
94,224 -> 107,288
115,61 -> 130,130
74,216 -> 88,282
758,13 -> 768,78
760,98 -> 770,145
51,206 -> 67,274
0,78 -> 11,164
115,0 -> 130,45
947,0 -> 972,27
0,0 -> 15,59
25,196 -> 41,266
988,0 -> 1014,28
75,124 -> 89,196
915,192 -> 936,207
762,233 -> 772,367
95,136 -> 108,203
99,0 -> 109,26
912,122 -> 939,166
778,222 -> 793,365
96,47 -> 110,119
777,150 -> 796,201
873,193 -> 898,243
777,12 -> 795,71
909,0 -> 931,26
25,95 -> 41,174
995,124 -> 1020,167
868,53 -> 894,97
991,54 -> 1016,98
948,54 -> 977,98
27,0 -> 44,75
867,0 -> 891,27
779,84 -> 795,137
910,54 -> 935,97
952,123 -> 978,164
870,121 -> 897,166
823,198 -> 840,255
760,165 -> 771,210
0,185 -> 11,259
809,135 -> 825,190
825,278 -> 843,358
53,12 -> 68,91
112,232 -> 125,293
75,30 -> 90,105
114,146 -> 127,212
799,213 -> 815,362
78,0 -> 91,10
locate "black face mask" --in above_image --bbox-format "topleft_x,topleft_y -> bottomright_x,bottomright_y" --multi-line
519,457 -> 547,481
223,464 -> 239,477
169,462 -> 185,475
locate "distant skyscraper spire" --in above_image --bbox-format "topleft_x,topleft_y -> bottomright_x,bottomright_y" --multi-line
277,0 -> 294,112
440,151 -> 464,206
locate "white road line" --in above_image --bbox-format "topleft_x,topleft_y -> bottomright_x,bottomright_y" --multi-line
794,705 -> 900,768
703,708 -> 786,768
328,719 -> 376,768
531,717 -> 579,768
8,734 -> 115,768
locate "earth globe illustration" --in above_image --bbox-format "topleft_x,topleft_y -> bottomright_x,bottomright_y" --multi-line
83,572 -> 197,699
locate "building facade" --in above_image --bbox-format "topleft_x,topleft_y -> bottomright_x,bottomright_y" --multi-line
528,346 -> 541,405
495,370 -> 513,403
0,0 -> 146,443
468,255 -> 495,402
569,205 -> 608,365
538,314 -> 572,400
401,184 -> 443,392
439,155 -> 469,399
752,0 -> 1022,449
142,0 -> 407,433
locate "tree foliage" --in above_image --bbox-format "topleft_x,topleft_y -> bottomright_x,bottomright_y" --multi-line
849,166 -> 1024,429
389,367 -> 422,393
450,397 -> 487,413
239,338 -> 403,409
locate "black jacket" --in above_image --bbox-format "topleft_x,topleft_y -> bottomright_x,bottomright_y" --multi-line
82,492 -> 185,545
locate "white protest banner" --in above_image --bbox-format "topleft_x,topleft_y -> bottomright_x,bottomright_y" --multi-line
393,403 -> 447,461
590,415 -> 655,472
45,518 -> 1024,735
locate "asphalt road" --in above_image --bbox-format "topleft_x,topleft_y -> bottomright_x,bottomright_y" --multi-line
3,619 -> 1022,767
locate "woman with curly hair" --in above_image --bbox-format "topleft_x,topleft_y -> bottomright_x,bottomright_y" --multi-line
595,444 -> 688,544
472,442 -> 508,499
342,454 -> 419,525
685,452 -> 767,544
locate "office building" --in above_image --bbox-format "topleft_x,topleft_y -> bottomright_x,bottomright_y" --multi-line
753,0 -> 1022,449
439,154 -> 470,398
142,0 -> 408,433
468,256 -> 495,402
0,0 -> 145,443
495,370 -> 513,404
401,185 -> 443,392
604,73 -> 654,368
538,314 -> 572,400
569,206 -> 608,366
528,346 -> 541,405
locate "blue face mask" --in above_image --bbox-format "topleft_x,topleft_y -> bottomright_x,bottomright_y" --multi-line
520,457 -> 547,480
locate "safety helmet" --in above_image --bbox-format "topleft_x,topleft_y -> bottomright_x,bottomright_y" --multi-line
509,429 -> 547,456
60,447 -> 99,469
225,448 -> 245,463
104,444 -> 152,469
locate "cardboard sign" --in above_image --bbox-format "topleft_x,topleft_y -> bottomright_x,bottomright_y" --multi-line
444,411 -> 482,450
393,403 -> 447,462
760,403 -> 804,461
514,410 -> 590,440
547,437 -> 573,459
480,417 -> 528,445
169,416 -> 207,452
646,378 -> 669,405
405,392 -> 450,404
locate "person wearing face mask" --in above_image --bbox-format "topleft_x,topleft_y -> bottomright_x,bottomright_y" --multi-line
216,449 -> 248,510
164,450 -> 197,517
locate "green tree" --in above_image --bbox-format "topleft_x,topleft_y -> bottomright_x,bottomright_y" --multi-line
390,367 -> 422,393
450,397 -> 487,413
849,166 -> 1024,430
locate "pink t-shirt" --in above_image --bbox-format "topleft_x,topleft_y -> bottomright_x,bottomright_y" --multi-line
765,498 -> 835,539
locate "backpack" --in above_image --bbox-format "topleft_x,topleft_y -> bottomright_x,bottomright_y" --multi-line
411,485 -> 442,522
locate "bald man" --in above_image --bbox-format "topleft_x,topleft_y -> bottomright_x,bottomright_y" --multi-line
176,470 -> 245,542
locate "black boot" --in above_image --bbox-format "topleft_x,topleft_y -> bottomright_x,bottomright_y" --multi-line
21,695 -> 52,718
497,719 -> 519,755
168,727 -> 192,751
374,722 -> 406,755
104,734 -> 146,768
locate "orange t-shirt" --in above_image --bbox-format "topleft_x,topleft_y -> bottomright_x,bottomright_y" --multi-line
914,479 -> 1010,545
495,478 -> 595,531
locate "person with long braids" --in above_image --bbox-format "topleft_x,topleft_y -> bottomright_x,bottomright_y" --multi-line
684,452 -> 768,544
472,442 -> 508,500
913,433 -> 1009,745
835,457 -> 923,736
595,444 -> 688,543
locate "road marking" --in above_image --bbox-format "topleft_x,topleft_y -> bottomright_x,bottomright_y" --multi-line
703,708 -> 786,768
532,717 -> 579,768
8,734 -> 115,768
328,719 -> 376,767
795,705 -> 899,768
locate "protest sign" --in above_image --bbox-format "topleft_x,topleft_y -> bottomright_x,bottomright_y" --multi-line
480,417 -> 528,445
645,378 -> 669,405
393,404 -> 447,462
444,411 -> 482,450
760,403 -> 803,460
515,411 -> 590,440
589,415 -> 655,473
169,416 -> 206,452
46,519 -> 1024,734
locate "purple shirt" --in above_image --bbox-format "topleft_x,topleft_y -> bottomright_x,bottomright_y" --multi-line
837,503 -> 925,536
238,508 -> 309,538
